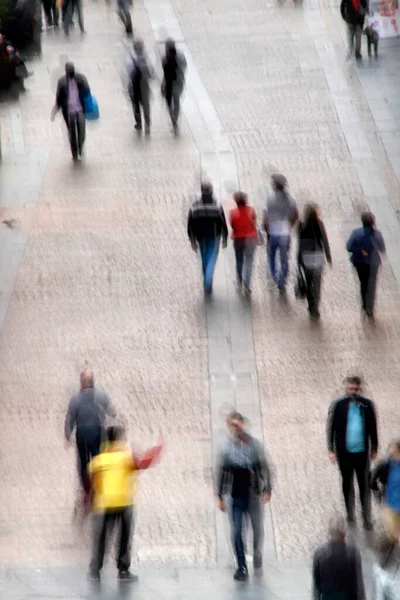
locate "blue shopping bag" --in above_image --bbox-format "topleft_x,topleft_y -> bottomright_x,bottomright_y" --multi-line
83,93 -> 99,121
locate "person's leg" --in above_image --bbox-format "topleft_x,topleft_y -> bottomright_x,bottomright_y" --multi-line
172,85 -> 181,126
303,267 -> 314,313
313,268 -> 323,313
141,92 -> 151,132
355,25 -> 362,57
76,112 -> 86,155
365,265 -> 378,316
90,512 -> 110,575
63,0 -> 72,33
268,235 -> 279,285
132,91 -> 142,129
354,263 -> 368,312
74,0 -> 84,32
243,239 -> 256,291
231,500 -> 247,572
203,238 -> 220,293
76,429 -> 89,491
42,0 -> 53,27
198,238 -> 207,277
367,38 -> 372,57
347,23 -> 355,56
353,452 -> 371,524
117,506 -> 134,573
248,494 -> 264,568
234,239 -> 245,285
337,453 -> 356,520
278,236 -> 290,290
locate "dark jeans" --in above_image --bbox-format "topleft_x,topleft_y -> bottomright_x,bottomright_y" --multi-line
42,0 -> 59,26
231,496 -> 264,571
165,81 -> 182,127
337,451 -> 371,520
304,267 -> 322,314
354,263 -> 378,313
131,89 -> 150,129
76,427 -> 101,492
65,112 -> 86,158
90,506 -> 134,573
198,237 -> 220,293
234,237 -> 256,289
63,0 -> 84,33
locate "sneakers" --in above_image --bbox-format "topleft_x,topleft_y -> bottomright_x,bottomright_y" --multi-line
233,567 -> 249,581
118,570 -> 138,582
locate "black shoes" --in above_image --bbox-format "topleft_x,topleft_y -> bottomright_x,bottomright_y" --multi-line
233,567 -> 249,581
118,570 -> 139,582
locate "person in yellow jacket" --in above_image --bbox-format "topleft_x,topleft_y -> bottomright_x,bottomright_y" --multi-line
87,425 -> 163,582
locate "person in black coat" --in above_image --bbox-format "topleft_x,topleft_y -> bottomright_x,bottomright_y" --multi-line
327,375 -> 378,529
51,61 -> 90,160
340,0 -> 368,59
313,514 -> 365,600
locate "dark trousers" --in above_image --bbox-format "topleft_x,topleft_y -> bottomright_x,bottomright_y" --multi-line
76,427 -> 101,492
354,263 -> 378,313
304,267 -> 322,314
90,506 -> 134,573
64,112 -> 86,158
42,0 -> 59,26
231,496 -> 264,570
337,451 -> 371,520
131,89 -> 150,129
165,81 -> 182,127
234,238 -> 256,289
63,0 -> 84,33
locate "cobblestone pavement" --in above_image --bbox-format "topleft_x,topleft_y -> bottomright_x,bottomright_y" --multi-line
1,0 -> 400,594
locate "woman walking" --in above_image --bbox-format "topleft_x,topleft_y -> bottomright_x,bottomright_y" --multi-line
297,204 -> 332,319
230,192 -> 258,295
346,212 -> 385,319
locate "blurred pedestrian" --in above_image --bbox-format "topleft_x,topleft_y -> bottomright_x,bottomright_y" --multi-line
88,426 -> 163,582
62,0 -> 84,34
263,174 -> 298,294
42,0 -> 59,29
52,62 -> 90,160
161,38 -> 186,133
116,0 -> 133,34
187,182 -> 228,295
340,0 -> 368,59
128,39 -> 155,134
370,440 -> 400,545
230,191 -> 258,295
312,514 -> 365,600
217,412 -> 272,581
346,212 -> 386,319
297,203 -> 332,320
65,369 -> 116,507
327,375 -> 378,530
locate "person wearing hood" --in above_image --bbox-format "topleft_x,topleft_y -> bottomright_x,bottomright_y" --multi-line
187,182 -> 228,295
340,0 -> 368,59
161,38 -> 186,132
52,61 -> 90,160
128,39 -> 155,134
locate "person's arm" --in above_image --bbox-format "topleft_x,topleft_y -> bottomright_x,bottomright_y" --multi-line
346,230 -> 356,253
263,206 -> 269,234
220,207 -> 228,246
320,221 -> 332,264
369,400 -> 378,457
102,392 -> 117,418
255,440 -> 272,496
64,397 -> 78,441
340,0 -> 347,20
187,208 -> 197,249
289,201 -> 299,227
375,231 -> 386,254
133,443 -> 163,470
312,551 -> 321,600
326,400 -> 337,458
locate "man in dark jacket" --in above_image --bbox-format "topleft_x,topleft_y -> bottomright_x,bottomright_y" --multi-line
327,375 -> 378,529
187,182 -> 228,295
217,412 -> 272,582
346,212 -> 386,319
312,514 -> 365,600
340,0 -> 368,59
65,369 -> 116,501
52,62 -> 90,160
128,39 -> 155,134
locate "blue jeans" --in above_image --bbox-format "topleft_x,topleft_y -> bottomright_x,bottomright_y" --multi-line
232,498 -> 248,570
198,237 -> 220,292
268,234 -> 290,289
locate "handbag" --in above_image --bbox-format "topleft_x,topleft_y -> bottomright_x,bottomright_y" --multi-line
294,266 -> 307,300
83,93 -> 99,121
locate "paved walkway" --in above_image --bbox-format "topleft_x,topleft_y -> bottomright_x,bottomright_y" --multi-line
0,0 -> 400,595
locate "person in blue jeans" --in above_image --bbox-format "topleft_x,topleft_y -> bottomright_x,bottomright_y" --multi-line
187,182 -> 228,295
217,412 -> 273,581
263,174 -> 298,293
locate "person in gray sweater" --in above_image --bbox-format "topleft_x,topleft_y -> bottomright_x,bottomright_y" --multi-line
65,369 -> 116,498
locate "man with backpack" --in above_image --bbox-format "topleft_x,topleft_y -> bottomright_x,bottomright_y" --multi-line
128,39 -> 155,135
346,212 -> 386,318
64,369 -> 116,505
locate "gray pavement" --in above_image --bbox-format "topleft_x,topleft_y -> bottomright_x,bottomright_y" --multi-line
1,0 -> 400,596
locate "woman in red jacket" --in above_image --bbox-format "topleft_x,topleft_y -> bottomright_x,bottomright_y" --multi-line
230,192 -> 258,295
